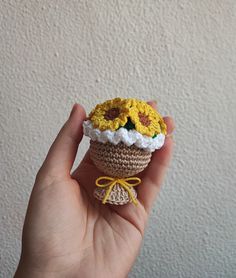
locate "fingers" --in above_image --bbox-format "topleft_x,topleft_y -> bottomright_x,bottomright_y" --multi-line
147,100 -> 157,109
137,116 -> 175,213
147,100 -> 175,134
164,116 -> 175,135
38,104 -> 86,180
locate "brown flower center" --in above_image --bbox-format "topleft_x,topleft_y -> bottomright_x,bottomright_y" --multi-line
138,112 -> 151,126
104,108 -> 120,120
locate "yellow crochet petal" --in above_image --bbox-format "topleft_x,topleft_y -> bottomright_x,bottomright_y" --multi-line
89,98 -> 166,136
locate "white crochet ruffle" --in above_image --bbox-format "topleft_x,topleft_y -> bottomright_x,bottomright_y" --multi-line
83,120 -> 165,152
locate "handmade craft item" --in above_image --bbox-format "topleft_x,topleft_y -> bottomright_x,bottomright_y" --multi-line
83,98 -> 167,205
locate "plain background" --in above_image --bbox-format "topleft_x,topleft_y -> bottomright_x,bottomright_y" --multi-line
1,1 -> 236,277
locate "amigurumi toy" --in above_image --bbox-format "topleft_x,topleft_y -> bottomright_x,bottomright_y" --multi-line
83,97 -> 167,205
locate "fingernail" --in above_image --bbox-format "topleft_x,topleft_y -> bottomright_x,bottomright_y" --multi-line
148,99 -> 157,104
69,104 -> 77,118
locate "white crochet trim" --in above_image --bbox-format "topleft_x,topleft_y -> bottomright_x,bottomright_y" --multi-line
83,120 -> 165,152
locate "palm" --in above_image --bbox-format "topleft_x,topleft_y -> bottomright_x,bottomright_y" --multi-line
16,103 -> 174,278
74,155 -> 146,276
23,157 -> 145,277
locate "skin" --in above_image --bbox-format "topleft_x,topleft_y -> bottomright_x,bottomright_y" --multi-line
15,101 -> 174,278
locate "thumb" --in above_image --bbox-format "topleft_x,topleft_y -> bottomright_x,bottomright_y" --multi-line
37,104 -> 86,180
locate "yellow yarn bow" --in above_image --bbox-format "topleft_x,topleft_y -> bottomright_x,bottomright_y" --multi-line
95,176 -> 141,205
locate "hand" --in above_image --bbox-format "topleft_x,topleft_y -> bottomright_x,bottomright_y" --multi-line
15,102 -> 174,278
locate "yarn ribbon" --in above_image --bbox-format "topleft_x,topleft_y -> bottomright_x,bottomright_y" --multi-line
95,176 -> 141,205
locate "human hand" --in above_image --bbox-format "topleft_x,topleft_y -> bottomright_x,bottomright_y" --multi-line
15,101 -> 174,278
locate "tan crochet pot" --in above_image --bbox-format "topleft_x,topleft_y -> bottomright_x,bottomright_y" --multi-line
90,140 -> 152,205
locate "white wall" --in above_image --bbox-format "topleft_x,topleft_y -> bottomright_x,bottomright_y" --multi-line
1,1 -> 236,277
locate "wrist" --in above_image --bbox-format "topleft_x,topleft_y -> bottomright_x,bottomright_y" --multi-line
15,258 -> 74,278
15,261 -> 53,278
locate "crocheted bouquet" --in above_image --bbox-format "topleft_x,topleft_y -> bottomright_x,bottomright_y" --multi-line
83,97 -> 167,205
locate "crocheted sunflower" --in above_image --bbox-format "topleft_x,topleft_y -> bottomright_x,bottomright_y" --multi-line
83,97 -> 167,206
89,98 -> 130,131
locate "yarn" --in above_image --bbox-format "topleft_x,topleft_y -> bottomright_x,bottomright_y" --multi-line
95,176 -> 141,205
82,97 -> 167,206
83,120 -> 165,152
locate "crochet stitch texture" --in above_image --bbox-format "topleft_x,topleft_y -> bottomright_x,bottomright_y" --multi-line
89,97 -> 167,137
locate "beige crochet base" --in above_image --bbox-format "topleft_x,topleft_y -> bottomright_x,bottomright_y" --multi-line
94,183 -> 138,205
90,140 -> 152,205
90,140 -> 152,177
